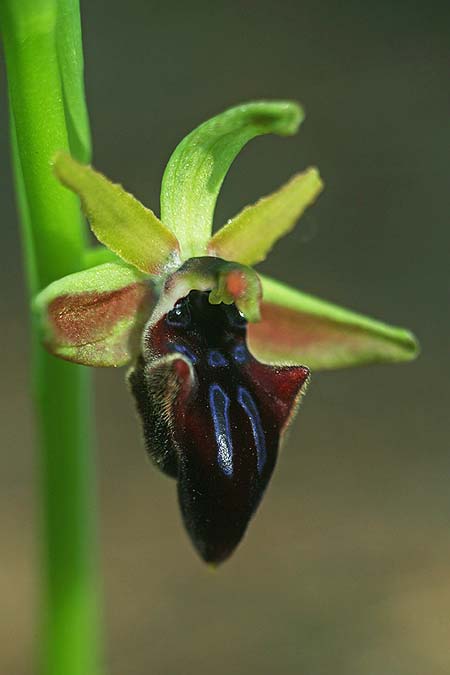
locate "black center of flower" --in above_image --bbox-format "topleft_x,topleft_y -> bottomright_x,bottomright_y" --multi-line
164,290 -> 248,359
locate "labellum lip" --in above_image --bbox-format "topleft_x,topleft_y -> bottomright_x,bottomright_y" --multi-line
130,289 -> 309,564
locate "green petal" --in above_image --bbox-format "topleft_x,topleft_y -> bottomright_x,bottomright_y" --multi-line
54,152 -> 181,275
248,275 -> 419,370
34,262 -> 156,367
208,168 -> 323,265
160,100 -> 304,260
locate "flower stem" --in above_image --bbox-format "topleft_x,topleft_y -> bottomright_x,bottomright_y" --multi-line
0,2 -> 101,674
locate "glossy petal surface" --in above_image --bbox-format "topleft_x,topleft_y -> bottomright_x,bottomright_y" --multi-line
209,168 -> 323,265
160,100 -> 303,259
248,275 -> 419,370
35,263 -> 156,366
54,152 -> 180,274
131,290 -> 309,563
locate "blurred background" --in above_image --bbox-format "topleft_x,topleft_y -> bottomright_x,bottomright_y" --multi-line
1,0 -> 449,673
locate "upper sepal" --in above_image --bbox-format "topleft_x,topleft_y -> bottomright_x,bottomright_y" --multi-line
34,262 -> 156,366
248,274 -> 419,370
160,100 -> 304,260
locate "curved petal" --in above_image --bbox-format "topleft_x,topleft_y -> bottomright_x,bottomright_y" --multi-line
248,275 -> 419,370
34,263 -> 156,366
160,100 -> 304,260
54,152 -> 180,275
208,168 -> 323,265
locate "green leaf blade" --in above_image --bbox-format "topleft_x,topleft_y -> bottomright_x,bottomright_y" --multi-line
208,168 -> 323,265
160,100 -> 304,260
248,275 -> 419,370
56,0 -> 92,163
54,152 -> 181,275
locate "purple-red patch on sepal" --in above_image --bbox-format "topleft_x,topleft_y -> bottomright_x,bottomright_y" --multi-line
46,281 -> 154,365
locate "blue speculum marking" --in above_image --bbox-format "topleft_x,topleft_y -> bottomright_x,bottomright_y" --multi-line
209,383 -> 233,477
233,344 -> 248,363
170,343 -> 197,364
208,350 -> 228,367
238,386 -> 267,474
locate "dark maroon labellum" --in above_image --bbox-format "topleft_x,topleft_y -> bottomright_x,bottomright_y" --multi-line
129,290 -> 309,564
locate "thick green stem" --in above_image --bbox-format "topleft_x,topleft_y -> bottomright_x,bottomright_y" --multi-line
1,2 -> 101,674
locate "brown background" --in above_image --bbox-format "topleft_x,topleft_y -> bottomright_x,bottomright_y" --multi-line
1,0 -> 449,673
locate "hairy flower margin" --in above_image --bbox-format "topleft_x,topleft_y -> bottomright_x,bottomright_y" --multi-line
34,101 -> 419,563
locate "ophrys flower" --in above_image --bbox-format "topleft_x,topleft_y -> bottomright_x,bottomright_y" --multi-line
35,101 -> 418,563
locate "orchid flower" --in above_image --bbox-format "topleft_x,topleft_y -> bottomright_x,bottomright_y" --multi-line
34,101 -> 418,564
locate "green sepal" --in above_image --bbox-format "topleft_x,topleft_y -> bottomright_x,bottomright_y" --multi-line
248,275 -> 419,370
54,152 -> 181,275
160,100 -> 304,260
208,168 -> 323,265
34,262 -> 156,367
